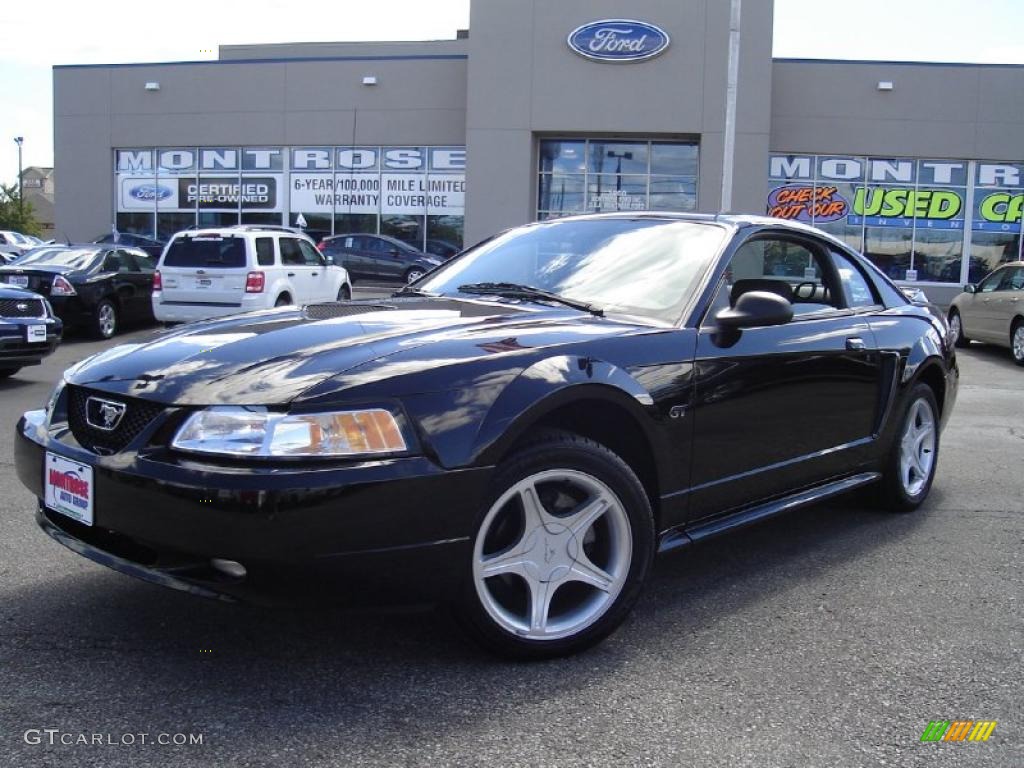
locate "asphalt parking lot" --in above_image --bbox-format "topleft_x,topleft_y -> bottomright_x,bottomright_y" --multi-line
0,308 -> 1020,767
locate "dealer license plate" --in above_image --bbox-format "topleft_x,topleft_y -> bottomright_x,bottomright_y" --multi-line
44,452 -> 94,526
26,324 -> 47,343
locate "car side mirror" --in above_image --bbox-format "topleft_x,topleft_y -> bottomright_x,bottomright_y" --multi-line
963,283 -> 976,294
715,291 -> 794,331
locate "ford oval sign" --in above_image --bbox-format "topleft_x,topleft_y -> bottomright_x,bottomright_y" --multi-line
129,184 -> 172,202
568,19 -> 670,63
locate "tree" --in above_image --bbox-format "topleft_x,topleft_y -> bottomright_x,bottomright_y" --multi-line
0,183 -> 42,236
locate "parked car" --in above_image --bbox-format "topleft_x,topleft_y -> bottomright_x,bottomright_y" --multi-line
0,284 -> 62,379
319,233 -> 442,284
152,225 -> 351,324
1,250 -> 21,265
0,245 -> 157,339
92,232 -> 166,260
0,230 -> 37,256
948,260 -> 1024,364
14,213 -> 957,658
425,238 -> 461,261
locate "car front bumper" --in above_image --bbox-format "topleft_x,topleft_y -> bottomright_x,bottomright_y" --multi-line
16,409 -> 492,603
0,318 -> 62,367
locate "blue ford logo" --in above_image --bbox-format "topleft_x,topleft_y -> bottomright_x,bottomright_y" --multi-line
129,184 -> 172,202
567,19 -> 670,62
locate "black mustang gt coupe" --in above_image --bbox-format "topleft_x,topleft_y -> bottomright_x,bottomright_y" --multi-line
15,214 -> 957,658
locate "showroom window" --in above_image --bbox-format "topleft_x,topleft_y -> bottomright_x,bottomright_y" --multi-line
538,139 -> 698,219
768,154 -> 1023,284
114,146 -> 465,251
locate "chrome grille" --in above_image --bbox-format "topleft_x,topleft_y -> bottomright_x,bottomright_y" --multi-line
67,386 -> 164,455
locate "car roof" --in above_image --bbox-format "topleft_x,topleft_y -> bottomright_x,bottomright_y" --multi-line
172,226 -> 314,240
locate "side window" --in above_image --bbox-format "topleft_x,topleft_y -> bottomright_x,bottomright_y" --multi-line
704,237 -> 839,328
102,252 -> 125,272
298,240 -> 323,267
255,237 -> 275,267
978,269 -> 1006,293
1008,267 -> 1024,291
829,250 -> 879,308
131,251 -> 156,272
279,238 -> 304,266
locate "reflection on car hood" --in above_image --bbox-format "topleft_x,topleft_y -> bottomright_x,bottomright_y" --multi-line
66,297 -> 645,405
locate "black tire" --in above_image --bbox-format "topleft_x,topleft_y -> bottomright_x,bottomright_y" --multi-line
457,429 -> 655,660
405,268 -> 426,284
948,308 -> 970,348
0,368 -> 20,380
93,299 -> 118,339
1012,319 -> 1024,367
337,284 -> 352,301
275,294 -> 292,307
876,383 -> 940,512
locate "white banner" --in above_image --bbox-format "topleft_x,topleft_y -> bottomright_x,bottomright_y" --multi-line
290,173 -> 380,214
381,174 -> 465,215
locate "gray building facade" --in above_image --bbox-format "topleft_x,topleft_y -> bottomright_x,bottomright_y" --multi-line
54,0 -> 1024,304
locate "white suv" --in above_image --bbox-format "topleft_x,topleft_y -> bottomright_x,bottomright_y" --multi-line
152,226 -> 352,323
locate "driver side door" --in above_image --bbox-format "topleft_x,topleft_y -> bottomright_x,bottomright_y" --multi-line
688,232 -> 884,517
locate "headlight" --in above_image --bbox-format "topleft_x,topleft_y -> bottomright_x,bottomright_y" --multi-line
171,406 -> 408,458
45,379 -> 66,425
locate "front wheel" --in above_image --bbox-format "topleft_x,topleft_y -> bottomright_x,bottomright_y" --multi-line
337,284 -> 352,301
405,268 -> 425,284
948,309 -> 970,348
93,299 -> 118,339
458,430 -> 654,659
877,383 -> 940,512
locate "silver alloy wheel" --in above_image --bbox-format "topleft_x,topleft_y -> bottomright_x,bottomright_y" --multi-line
407,269 -> 425,283
472,469 -> 632,641
949,312 -> 962,344
899,398 -> 937,497
98,303 -> 116,338
1013,325 -> 1024,362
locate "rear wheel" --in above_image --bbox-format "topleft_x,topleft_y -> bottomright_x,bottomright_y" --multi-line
458,430 -> 654,659
405,268 -> 425,284
948,308 -> 969,348
93,299 -> 118,339
877,383 -> 939,512
275,294 -> 292,307
0,367 -> 20,380
1011,319 -> 1024,366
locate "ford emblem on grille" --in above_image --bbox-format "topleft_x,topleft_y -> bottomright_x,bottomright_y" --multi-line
85,397 -> 127,431
16,302 -> 28,312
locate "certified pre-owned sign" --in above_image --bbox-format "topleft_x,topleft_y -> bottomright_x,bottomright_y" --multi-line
568,19 -> 670,62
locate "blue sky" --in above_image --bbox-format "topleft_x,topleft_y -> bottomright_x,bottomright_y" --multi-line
1,0 -> 1022,185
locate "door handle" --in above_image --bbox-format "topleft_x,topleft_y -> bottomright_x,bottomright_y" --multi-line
311,272 -> 318,276
287,272 -> 295,277
846,337 -> 866,351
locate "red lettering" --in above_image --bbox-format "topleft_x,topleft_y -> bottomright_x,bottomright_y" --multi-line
49,469 -> 89,498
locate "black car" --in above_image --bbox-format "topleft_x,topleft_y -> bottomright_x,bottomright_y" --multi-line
92,232 -> 166,260
0,284 -> 62,379
319,233 -> 443,284
14,213 -> 957,658
0,246 -> 157,339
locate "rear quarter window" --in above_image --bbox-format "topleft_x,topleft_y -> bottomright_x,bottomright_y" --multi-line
163,237 -> 247,269
255,237 -> 275,266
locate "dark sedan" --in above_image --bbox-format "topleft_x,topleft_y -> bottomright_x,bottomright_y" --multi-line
14,213 -> 957,658
318,233 -> 442,284
0,285 -> 62,379
0,246 -> 157,339
92,232 -> 166,260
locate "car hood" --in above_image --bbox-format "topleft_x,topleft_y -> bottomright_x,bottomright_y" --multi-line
66,297 -> 648,405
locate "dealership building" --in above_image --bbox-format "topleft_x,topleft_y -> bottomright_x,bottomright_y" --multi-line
54,0 -> 1024,304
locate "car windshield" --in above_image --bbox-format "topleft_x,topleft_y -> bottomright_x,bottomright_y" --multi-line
418,218 -> 727,323
13,248 -> 101,269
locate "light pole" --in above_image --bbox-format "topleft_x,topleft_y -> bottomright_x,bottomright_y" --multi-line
13,136 -> 24,216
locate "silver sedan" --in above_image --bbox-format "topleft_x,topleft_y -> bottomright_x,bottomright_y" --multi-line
948,261 -> 1024,365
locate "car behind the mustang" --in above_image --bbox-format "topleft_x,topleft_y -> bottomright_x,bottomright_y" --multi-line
0,284 -> 62,379
15,213 -> 958,658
